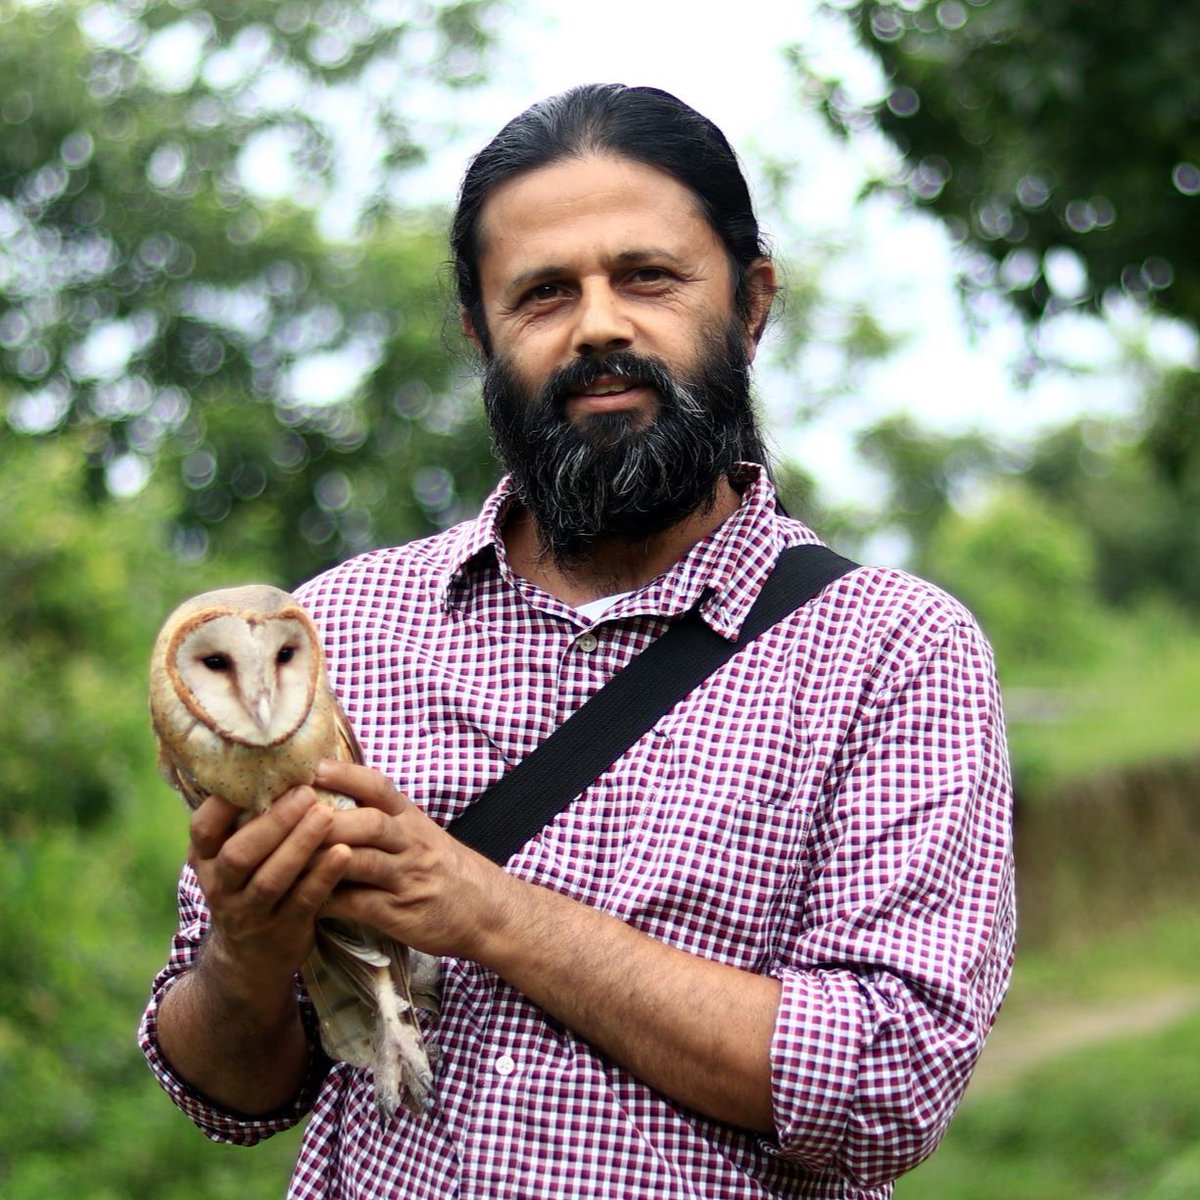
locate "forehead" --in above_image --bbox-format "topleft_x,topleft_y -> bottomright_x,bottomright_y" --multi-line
474,155 -> 727,290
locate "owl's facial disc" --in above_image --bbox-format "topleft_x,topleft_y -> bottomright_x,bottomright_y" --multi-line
174,613 -> 318,747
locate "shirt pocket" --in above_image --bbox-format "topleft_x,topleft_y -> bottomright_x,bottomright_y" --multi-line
608,690 -> 820,969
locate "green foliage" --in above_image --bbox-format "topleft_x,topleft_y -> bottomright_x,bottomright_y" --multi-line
803,0 -> 1200,328
0,429 -> 218,831
797,0 -> 1200,615
0,431 -> 313,1196
1004,598 -> 1200,792
1,0 -> 499,580
0,3 -> 499,1191
924,480 -> 1101,669
855,413 -> 999,554
896,1005 -> 1200,1199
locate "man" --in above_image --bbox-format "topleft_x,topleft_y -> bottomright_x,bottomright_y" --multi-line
140,84 -> 1015,1199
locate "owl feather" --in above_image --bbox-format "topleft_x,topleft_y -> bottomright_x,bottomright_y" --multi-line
149,584 -> 440,1119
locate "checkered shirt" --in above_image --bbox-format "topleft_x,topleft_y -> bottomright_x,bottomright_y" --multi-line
140,466 -> 1015,1198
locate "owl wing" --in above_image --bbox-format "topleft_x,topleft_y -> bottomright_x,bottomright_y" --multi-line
305,684 -> 441,1116
156,743 -> 209,813
330,695 -> 364,765
317,680 -> 441,1018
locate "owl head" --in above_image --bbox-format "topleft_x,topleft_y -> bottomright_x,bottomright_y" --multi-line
151,584 -> 323,748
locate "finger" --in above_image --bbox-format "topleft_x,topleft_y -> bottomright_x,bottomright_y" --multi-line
314,760 -> 409,815
337,845 -> 396,886
212,789 -> 326,895
189,794 -> 244,862
286,843 -> 353,919
323,804 -> 407,851
321,880 -> 401,932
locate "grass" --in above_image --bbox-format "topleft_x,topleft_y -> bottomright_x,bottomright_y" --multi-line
1004,600 -> 1200,793
894,910 -> 1200,1199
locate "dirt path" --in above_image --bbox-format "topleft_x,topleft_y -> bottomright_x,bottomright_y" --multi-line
966,985 -> 1200,1098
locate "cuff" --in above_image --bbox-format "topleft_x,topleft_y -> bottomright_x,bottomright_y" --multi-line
764,967 -> 864,1170
137,973 -> 328,1146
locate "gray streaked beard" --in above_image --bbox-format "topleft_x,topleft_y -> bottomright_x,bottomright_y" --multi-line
482,321 -> 768,569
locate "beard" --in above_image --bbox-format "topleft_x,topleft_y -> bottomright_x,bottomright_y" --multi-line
482,321 -> 768,569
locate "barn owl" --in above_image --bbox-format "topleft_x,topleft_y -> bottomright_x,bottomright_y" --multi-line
149,584 -> 439,1119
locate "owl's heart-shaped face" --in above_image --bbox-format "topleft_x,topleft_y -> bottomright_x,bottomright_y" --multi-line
168,609 -> 319,748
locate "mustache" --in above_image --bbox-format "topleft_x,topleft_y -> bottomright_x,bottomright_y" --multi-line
535,350 -> 700,416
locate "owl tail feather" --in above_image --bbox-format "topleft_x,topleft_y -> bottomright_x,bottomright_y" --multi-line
303,922 -> 437,1120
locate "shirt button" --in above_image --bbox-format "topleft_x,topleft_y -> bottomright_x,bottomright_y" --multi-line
494,1054 -> 516,1077
576,632 -> 599,653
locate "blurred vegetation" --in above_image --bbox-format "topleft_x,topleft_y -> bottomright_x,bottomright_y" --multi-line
0,0 -> 498,1194
1,0 -> 498,583
0,428 -> 306,1195
3,0 -> 1199,1194
796,0 -> 1200,327
793,0 -> 1200,612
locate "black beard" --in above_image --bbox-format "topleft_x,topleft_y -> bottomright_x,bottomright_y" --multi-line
482,323 -> 768,569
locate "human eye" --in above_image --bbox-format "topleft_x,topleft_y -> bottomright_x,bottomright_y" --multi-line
625,265 -> 675,290
521,280 -> 568,306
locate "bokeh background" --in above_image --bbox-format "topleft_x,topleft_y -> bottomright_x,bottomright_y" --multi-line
2,1 -> 1197,1195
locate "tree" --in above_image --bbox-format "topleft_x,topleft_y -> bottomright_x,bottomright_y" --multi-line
923,480 -> 1101,670
0,430 -> 307,1197
797,0 -> 1200,327
855,413 -> 999,565
793,0 -> 1200,612
1,0 -> 497,582
0,5 -> 501,1194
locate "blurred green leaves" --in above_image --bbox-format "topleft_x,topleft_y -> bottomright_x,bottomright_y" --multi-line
1,0 -> 499,581
798,0 -> 1200,327
0,4 -> 498,1194
793,0 -> 1200,635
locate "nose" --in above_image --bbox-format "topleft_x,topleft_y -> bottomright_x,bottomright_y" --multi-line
572,280 -> 634,357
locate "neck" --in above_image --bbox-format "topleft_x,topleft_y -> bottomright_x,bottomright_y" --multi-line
504,478 -> 743,606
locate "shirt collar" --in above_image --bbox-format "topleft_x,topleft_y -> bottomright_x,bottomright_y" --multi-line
435,475 -> 520,610
437,466 -> 822,640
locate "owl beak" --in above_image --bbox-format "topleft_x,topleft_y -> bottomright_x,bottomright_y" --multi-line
253,692 -> 274,736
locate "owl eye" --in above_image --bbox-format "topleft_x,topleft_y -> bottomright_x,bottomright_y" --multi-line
277,645 -> 295,664
201,654 -> 231,672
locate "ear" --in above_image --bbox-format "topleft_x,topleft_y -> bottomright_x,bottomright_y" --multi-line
742,258 -> 777,361
460,307 -> 488,359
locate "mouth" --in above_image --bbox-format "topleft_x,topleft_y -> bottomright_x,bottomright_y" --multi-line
567,375 -> 653,415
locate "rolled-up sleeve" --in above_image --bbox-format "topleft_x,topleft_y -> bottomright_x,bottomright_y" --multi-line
768,617 -> 1016,1189
137,864 -> 328,1145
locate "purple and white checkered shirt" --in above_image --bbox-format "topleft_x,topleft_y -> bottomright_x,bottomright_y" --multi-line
140,466 -> 1015,1198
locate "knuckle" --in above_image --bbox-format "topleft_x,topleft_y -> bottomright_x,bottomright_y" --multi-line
220,842 -> 254,877
243,873 -> 276,906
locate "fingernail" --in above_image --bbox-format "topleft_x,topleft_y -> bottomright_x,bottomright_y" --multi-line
283,784 -> 315,808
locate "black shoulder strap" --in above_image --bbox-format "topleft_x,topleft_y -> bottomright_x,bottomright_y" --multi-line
447,543 -> 858,864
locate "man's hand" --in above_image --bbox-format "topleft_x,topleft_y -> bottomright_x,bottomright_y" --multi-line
155,787 -> 352,1115
188,786 -> 351,997
314,759 -> 508,962
314,759 -> 779,1134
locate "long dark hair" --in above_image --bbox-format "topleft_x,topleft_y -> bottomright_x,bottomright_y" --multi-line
450,83 -> 772,354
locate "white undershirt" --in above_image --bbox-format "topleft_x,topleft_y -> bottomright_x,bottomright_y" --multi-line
574,591 -> 633,622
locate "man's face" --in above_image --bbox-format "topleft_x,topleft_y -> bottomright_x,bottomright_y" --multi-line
468,154 -> 772,565
469,154 -> 759,418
